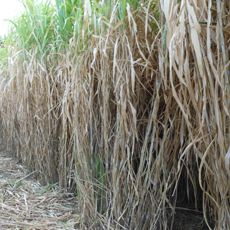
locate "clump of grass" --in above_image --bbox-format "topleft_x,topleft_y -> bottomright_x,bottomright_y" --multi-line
0,0 -> 230,229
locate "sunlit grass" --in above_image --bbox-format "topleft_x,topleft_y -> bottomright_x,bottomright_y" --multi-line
0,0 -> 229,229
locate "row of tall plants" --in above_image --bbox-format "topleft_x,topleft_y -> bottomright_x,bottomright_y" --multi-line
0,0 -> 229,229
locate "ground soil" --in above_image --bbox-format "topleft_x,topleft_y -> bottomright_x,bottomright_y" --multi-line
173,206 -> 209,230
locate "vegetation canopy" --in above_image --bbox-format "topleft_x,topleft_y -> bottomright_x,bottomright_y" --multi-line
0,0 -> 229,229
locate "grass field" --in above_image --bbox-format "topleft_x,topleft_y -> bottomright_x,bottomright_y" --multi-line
0,0 -> 230,229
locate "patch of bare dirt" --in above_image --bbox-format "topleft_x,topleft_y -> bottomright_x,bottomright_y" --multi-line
173,207 -> 209,230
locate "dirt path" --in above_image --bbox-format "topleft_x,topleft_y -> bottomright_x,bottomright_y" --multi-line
0,151 -> 81,230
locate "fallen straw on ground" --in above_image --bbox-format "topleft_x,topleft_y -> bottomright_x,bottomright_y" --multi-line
0,151 -> 81,230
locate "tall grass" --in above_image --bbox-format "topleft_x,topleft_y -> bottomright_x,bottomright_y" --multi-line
0,0 -> 230,229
